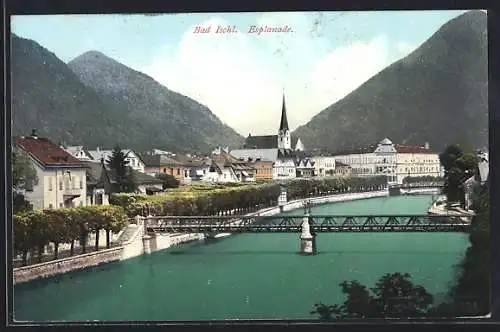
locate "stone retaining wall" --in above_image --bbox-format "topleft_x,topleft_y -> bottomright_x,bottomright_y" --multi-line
13,246 -> 123,285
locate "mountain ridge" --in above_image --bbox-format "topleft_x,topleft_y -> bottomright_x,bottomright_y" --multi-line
11,36 -> 244,154
292,10 -> 488,152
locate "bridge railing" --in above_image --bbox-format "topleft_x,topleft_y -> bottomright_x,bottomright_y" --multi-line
144,214 -> 472,233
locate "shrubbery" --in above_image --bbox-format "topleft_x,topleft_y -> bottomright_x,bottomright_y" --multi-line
110,176 -> 389,217
13,205 -> 128,265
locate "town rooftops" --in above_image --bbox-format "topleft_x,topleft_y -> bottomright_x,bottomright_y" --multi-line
16,135 -> 85,168
140,153 -> 184,167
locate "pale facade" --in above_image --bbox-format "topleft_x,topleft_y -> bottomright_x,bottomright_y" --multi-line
311,155 -> 336,176
333,138 -> 441,184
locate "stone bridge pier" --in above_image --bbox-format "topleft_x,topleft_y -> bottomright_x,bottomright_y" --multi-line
300,213 -> 317,255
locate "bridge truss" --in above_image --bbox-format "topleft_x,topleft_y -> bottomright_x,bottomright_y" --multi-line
144,214 -> 471,234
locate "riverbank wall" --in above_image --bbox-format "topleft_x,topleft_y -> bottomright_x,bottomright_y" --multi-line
13,246 -> 123,285
12,189 -> 393,285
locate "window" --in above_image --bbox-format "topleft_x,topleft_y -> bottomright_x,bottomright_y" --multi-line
79,201 -> 83,206
163,168 -> 167,173
80,179 -> 83,189
177,168 -> 181,175
72,176 -> 77,189
49,204 -> 53,209
59,203 -> 63,208
48,177 -> 53,191
59,181 -> 63,190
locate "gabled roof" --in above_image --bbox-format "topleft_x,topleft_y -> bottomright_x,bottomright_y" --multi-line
16,136 -> 85,168
140,153 -> 184,167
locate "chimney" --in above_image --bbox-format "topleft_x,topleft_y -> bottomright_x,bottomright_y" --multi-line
424,142 -> 430,149
31,129 -> 38,139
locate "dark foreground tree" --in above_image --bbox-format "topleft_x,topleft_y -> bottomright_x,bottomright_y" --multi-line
106,145 -> 137,193
439,144 -> 479,204
311,273 -> 434,320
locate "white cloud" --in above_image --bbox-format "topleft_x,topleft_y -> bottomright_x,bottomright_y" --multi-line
142,13 -> 397,136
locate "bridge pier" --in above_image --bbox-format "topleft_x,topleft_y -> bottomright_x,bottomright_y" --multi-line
300,214 -> 317,255
142,234 -> 152,255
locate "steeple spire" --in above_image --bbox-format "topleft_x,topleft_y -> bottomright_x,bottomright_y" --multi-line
279,91 -> 289,131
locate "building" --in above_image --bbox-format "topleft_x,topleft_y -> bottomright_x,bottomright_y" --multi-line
15,131 -> 88,209
230,93 -> 299,180
249,159 -> 274,181
208,152 -> 256,183
64,146 -> 93,161
395,142 -> 442,183
477,150 -> 489,184
86,148 -> 146,174
332,138 -> 441,184
84,159 -> 164,204
334,161 -> 352,177
140,153 -> 187,184
295,157 -> 316,178
170,154 -> 211,184
311,154 -> 337,177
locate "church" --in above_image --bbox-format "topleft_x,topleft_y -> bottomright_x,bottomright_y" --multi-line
230,94 -> 305,180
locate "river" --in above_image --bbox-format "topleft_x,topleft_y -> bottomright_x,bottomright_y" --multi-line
13,195 -> 470,321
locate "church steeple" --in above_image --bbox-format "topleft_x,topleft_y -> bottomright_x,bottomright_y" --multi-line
277,91 -> 291,150
279,92 -> 289,131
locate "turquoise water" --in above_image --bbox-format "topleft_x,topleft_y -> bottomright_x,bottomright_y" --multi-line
13,195 -> 469,321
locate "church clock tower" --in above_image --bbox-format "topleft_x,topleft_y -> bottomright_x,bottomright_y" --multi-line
277,93 -> 291,150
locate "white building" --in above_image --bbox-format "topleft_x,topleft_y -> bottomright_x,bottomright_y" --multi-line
230,93 -> 298,180
87,147 -> 146,173
16,133 -> 88,209
311,155 -> 337,176
64,146 -> 93,161
333,138 -> 442,184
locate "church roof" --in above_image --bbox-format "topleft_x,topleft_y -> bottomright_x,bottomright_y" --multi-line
243,135 -> 299,149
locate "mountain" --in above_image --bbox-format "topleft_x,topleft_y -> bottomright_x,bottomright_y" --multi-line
11,35 -> 134,149
293,10 -> 488,153
11,35 -> 244,154
67,51 -> 244,154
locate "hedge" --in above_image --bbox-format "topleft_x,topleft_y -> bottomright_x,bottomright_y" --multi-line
110,176 -> 389,217
13,205 -> 128,265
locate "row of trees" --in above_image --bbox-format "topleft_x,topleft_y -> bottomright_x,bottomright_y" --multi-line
311,144 -> 489,319
402,175 -> 443,185
14,205 -> 128,265
110,176 -> 390,217
285,176 -> 388,200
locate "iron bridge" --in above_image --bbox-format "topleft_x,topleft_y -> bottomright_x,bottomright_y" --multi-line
144,214 -> 472,233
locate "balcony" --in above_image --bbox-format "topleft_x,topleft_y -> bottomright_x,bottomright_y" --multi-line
63,187 -> 82,199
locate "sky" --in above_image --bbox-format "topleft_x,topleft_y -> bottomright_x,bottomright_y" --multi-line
11,10 -> 475,136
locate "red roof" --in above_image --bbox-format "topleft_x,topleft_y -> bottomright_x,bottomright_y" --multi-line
16,137 -> 85,167
395,144 -> 434,154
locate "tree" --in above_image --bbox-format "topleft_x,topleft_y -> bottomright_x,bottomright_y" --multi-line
439,144 -> 479,204
106,145 -> 137,193
12,149 -> 38,214
156,173 -> 180,189
311,273 -> 434,320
